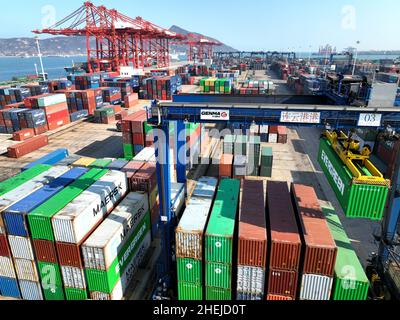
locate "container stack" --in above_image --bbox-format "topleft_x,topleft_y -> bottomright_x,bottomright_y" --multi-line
82,192 -> 151,300
2,167 -> 84,300
143,76 -> 182,100
101,87 -> 122,105
260,125 -> 269,142
237,180 -> 267,300
0,87 -> 31,107
247,136 -> 261,176
176,177 -> 218,300
73,75 -> 101,90
268,126 -> 278,144
205,179 -> 240,300
22,84 -> 49,97
233,156 -> 247,179
102,81 -> 132,101
200,78 -> 232,94
121,111 -> 149,159
27,168 -> 108,300
52,171 -> 128,300
94,107 -> 115,124
292,184 -> 337,301
2,108 -> 29,133
266,181 -> 301,300
260,147 -> 273,178
63,89 -> 103,115
219,154 -> 233,179
323,207 -> 369,300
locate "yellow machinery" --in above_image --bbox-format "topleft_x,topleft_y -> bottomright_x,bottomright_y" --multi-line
323,130 -> 390,186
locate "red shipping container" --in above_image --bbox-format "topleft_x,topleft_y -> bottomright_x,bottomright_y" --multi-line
267,269 -> 298,299
115,110 -> 129,121
266,295 -> 294,301
122,161 -> 145,181
269,126 -> 279,134
112,105 -> 122,115
8,135 -> 49,158
56,242 -> 84,268
0,234 -> 11,257
219,154 -> 233,179
130,163 -> 157,193
47,117 -> 71,131
133,133 -> 145,146
238,180 -> 267,268
33,239 -> 58,264
267,181 -> 301,271
291,184 -> 337,277
102,115 -> 115,125
41,102 -> 68,115
19,119 -> 28,129
122,132 -> 133,144
46,109 -> 70,123
151,202 -> 160,227
13,128 -> 35,141
131,116 -> 147,134
34,125 -> 48,135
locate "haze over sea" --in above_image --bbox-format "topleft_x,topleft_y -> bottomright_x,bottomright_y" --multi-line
0,54 -> 398,82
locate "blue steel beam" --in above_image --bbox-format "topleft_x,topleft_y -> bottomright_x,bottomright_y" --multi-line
175,121 -> 187,184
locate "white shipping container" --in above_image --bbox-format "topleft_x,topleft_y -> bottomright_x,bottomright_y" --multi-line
82,192 -> 149,271
52,170 -> 128,244
90,232 -> 151,300
133,147 -> 156,163
300,274 -> 333,300
38,94 -> 67,107
0,256 -> 17,278
268,133 -> 278,144
0,166 -> 69,213
8,236 -> 35,260
171,183 -> 185,217
61,266 -> 86,289
19,280 -> 44,300
237,291 -> 263,301
237,266 -> 265,295
192,177 -> 218,199
14,258 -> 39,282
260,125 -> 269,134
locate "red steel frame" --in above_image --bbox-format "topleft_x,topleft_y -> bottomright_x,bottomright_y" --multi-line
176,33 -> 222,62
32,2 -> 185,72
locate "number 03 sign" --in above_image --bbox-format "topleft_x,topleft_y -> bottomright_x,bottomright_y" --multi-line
358,113 -> 382,127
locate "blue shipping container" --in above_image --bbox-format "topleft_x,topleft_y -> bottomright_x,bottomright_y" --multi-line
3,167 -> 88,237
0,276 -> 21,299
22,149 -> 70,171
70,110 -> 89,122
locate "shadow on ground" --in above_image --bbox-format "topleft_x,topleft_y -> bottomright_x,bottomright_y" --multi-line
75,136 -> 123,159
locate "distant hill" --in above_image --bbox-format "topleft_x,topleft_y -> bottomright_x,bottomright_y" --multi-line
169,25 -> 237,53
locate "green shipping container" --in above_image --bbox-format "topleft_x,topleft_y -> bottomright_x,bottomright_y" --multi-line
89,159 -> 113,169
323,207 -> 369,300
260,166 -> 272,178
178,282 -> 203,300
205,179 -> 240,264
261,147 -> 273,167
85,214 -> 151,293
65,288 -> 88,300
28,168 -> 108,241
206,262 -> 232,290
318,138 -> 389,220
177,258 -> 202,284
206,287 -> 231,300
37,261 -> 65,300
123,144 -> 134,160
0,164 -> 52,196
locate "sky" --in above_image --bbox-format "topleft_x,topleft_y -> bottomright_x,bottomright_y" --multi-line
0,0 -> 398,51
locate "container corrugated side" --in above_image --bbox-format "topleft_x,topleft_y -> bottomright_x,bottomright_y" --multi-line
90,279 -> 124,300
28,168 -> 108,241
266,294 -> 294,301
3,167 -> 88,237
318,138 -> 388,220
323,207 -> 369,300
176,197 -> 214,260
205,287 -> 231,300
292,184 -> 337,277
267,181 -> 302,271
237,266 -> 265,296
176,258 -> 202,284
205,179 -> 240,264
82,192 -> 149,270
178,282 -> 203,300
52,170 -> 127,244
8,236 -> 35,260
300,274 -> 333,300
65,287 -> 88,300
61,266 -> 86,289
238,180 -> 267,268
205,262 -> 232,290
37,261 -> 65,300
14,258 -> 39,282
0,234 -> 11,257
0,276 -> 21,298
22,148 -> 69,171
33,239 -> 58,264
267,269 -> 298,299
191,177 -> 218,199
19,280 -> 44,300
0,256 -> 17,278
237,292 -> 263,300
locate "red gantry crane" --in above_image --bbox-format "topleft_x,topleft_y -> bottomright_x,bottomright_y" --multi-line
176,33 -> 222,62
33,1 -> 185,72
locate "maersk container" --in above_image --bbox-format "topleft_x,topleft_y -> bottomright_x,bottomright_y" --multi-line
176,197 -> 216,260
52,170 -> 127,244
0,164 -> 51,197
65,288 -> 88,300
3,167 -> 88,237
85,217 -> 150,293
206,286 -> 231,300
61,266 -> 86,289
19,280 -> 44,300
206,262 -> 232,290
28,168 -> 108,241
300,274 -> 333,300
323,207 -> 369,300
237,266 -> 265,298
178,282 -> 203,301
205,179 -> 240,264
14,258 -> 39,282
192,177 -> 218,199
0,276 -> 21,299
0,256 -> 17,278
90,233 -> 151,299
318,138 -> 389,220
22,148 -> 69,171
8,236 -> 35,260
37,261 -> 65,300
176,258 -> 202,284
82,192 -> 149,270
